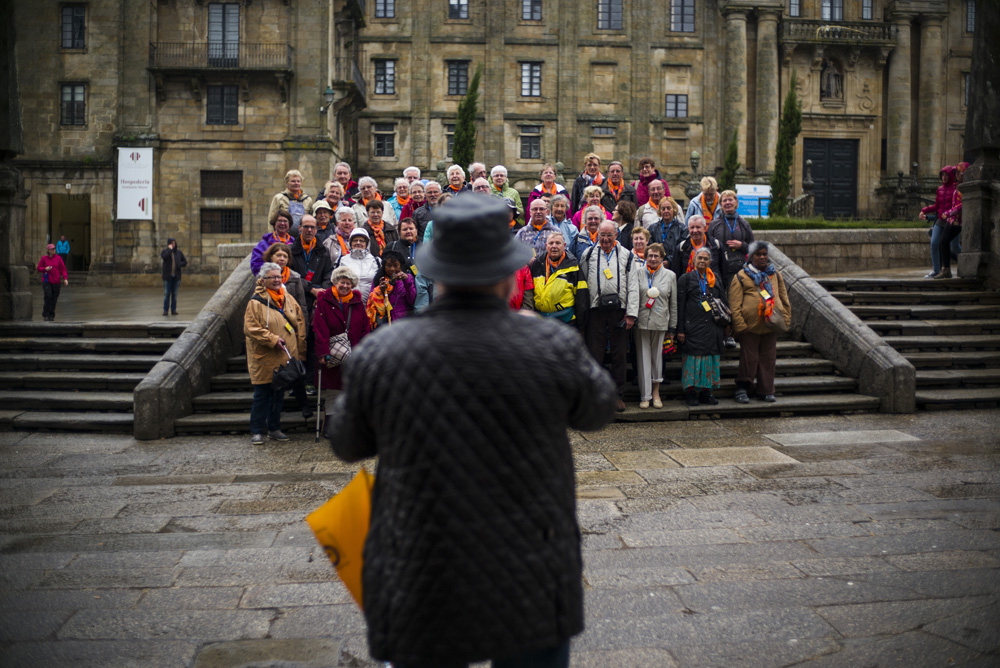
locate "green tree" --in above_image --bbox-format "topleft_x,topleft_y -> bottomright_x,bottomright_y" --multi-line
718,130 -> 741,192
451,64 -> 483,174
769,71 -> 803,217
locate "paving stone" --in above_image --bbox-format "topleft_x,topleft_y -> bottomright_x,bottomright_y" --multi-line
853,498 -> 1000,521
35,567 -> 179,590
569,646 -> 679,667
740,460 -> 869,479
114,474 -> 237,486
619,527 -> 744,549
925,483 -> 1000,499
1,531 -> 278,554
240,582 -> 352,608
852,568 -> 1000,599
688,561 -> 805,583
618,482 -> 703,499
737,521 -> 875,542
575,470 -> 646,486
792,556 -> 900,577
0,640 -> 199,668
673,578 -> 925,614
70,516 -> 173,534
584,585 -> 686,619
621,507 -> 765,532
572,452 -> 615,472
584,564 -> 696,589
0,589 -> 143,611
835,486 -> 939,504
884,550 -> 1000,571
668,446 -> 798,468
0,609 -> 74,643
192,638 -> 342,668
67,550 -> 184,569
816,597 -> 996,638
784,631 -> 985,668
177,547 -> 315,567
667,638 -> 842,668
765,429 -> 920,446
216,497 -> 320,514
603,450 -> 680,470
575,499 -> 624,531
806,529 -> 1000,558
267,604 -> 366,638
138,587 -> 244,610
771,442 -> 902,462
921,602 -> 1000,654
57,609 -> 273,640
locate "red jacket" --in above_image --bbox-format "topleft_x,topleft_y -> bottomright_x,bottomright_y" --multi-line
920,165 -> 957,222
633,170 -> 671,207
37,254 -> 68,284
313,289 -> 370,390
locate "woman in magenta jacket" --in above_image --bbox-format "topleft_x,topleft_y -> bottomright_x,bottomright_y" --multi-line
313,265 -> 371,391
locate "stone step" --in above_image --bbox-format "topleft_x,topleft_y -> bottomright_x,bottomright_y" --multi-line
916,368 -> 1000,388
174,411 -> 314,435
0,390 -> 134,412
662,357 -> 835,376
902,351 -> 1000,368
0,353 -> 163,371
5,411 -> 135,432
211,373 -> 254,391
192,391 -> 320,412
0,337 -> 174,354
915,387 -> 1000,409
0,322 -> 188,338
848,304 -> 1000,320
622,374 -> 856,399
817,278 -> 982,292
828,290 -> 1000,306
866,319 -> 1000,336
882,334 -> 1000,351
0,371 -> 146,391
615,392 -> 881,422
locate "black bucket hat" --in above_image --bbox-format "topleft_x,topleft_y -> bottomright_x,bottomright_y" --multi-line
416,194 -> 532,286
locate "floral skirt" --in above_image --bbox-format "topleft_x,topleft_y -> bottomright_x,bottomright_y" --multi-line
681,354 -> 721,390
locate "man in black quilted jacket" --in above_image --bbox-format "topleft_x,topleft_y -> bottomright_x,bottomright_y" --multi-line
326,194 -> 617,668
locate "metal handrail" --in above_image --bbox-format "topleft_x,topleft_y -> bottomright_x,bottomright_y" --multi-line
149,42 -> 292,70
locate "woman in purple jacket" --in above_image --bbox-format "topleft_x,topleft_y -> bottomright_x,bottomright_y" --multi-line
313,265 -> 371,393
367,249 -> 417,329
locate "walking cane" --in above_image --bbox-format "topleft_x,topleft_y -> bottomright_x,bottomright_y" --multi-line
315,359 -> 322,442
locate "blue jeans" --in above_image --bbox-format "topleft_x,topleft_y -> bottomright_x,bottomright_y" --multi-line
163,276 -> 180,313
929,224 -> 962,273
250,383 -> 284,434
394,642 -> 570,668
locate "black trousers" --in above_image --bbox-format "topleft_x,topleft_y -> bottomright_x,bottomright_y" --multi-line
585,307 -> 627,398
42,282 -> 61,320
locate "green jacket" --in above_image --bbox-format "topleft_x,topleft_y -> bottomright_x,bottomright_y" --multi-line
490,182 -> 524,226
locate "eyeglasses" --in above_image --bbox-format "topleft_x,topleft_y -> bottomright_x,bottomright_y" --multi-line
265,275 -> 282,281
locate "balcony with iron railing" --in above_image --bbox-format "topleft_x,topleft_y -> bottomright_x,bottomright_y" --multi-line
331,56 -> 367,109
148,42 -> 293,72
780,19 -> 895,46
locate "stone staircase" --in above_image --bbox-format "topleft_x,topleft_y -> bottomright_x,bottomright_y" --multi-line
0,322 -> 186,432
818,277 -> 1000,410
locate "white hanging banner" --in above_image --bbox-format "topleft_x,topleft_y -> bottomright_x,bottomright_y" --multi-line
117,147 -> 154,220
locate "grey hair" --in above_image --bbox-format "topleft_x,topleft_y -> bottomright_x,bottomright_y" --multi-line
473,177 -> 490,189
446,164 -> 465,178
425,180 -> 444,192
583,205 -> 605,222
331,265 -> 359,287
608,160 -> 624,171
490,164 -> 508,178
409,180 -> 426,194
687,214 -> 707,227
551,194 -> 570,208
468,162 -> 486,175
258,262 -> 281,279
358,176 -> 377,189
403,166 -> 421,177
334,162 -> 352,175
547,231 -> 565,243
694,246 -> 713,258
393,177 -> 409,190
336,207 -> 356,221
747,240 -> 770,257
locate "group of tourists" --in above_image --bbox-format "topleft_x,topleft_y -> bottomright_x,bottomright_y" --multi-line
243,156 -> 792,441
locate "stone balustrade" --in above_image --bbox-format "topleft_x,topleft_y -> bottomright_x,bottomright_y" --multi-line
780,19 -> 895,45
758,228 -> 928,275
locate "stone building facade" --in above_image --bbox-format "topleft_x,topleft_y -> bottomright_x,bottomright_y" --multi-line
12,0 -> 366,284
356,0 -> 975,218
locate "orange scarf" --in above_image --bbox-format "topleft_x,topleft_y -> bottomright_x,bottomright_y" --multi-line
590,172 -> 604,187
686,239 -> 706,274
545,252 -> 566,281
647,264 -> 657,277
362,193 -> 383,207
696,268 -> 717,288
329,289 -> 348,305
290,189 -> 302,201
301,237 -> 316,255
588,229 -> 599,243
608,180 -> 624,202
701,192 -> 719,220
366,282 -> 393,328
273,231 -> 291,244
541,182 -> 558,195
396,195 -> 410,207
369,221 -> 386,250
337,234 -> 350,257
634,248 -> 645,260
266,286 -> 285,309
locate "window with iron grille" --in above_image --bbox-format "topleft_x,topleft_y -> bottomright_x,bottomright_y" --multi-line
593,126 -> 615,136
821,0 -> 843,21
521,63 -> 542,97
375,0 -> 395,18
597,0 -> 623,30
374,123 -> 396,157
449,0 -> 468,20
374,59 -> 396,95
861,0 -> 873,20
522,0 -> 542,21
665,94 -> 688,118
60,84 -> 86,126
62,5 -> 86,49
201,208 -> 243,234
966,0 -> 975,33
447,61 -> 469,95
200,171 -> 243,198
520,127 -> 542,160
788,0 -> 800,17
670,0 -> 695,32
206,85 -> 239,125
445,123 -> 456,158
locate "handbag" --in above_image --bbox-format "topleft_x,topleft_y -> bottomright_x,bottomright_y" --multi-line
326,303 -> 354,367
272,343 -> 307,391
306,467 -> 374,609
709,296 -> 732,327
766,299 -> 789,333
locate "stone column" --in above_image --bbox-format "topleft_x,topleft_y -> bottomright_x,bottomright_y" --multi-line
755,10 -> 780,175
886,15 -> 913,179
918,16 -> 944,179
723,9 -> 749,169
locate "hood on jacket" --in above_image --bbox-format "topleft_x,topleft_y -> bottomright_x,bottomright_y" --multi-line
940,165 -> 958,185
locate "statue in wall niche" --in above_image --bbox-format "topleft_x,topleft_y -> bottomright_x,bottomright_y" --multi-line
820,59 -> 843,100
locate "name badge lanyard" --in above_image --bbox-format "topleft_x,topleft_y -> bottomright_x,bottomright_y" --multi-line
661,220 -> 674,243
698,271 -> 709,297
725,215 -> 739,238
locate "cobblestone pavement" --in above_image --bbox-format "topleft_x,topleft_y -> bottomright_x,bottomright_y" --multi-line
1,410 -> 998,667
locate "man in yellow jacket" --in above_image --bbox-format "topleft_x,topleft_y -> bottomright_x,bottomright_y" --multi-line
521,232 -> 589,330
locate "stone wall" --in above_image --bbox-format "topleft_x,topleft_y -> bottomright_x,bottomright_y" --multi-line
219,243 -> 257,284
757,228 -> 929,275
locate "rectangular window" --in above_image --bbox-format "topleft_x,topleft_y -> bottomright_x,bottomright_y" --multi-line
966,0 -> 975,33
520,62 -> 542,97
374,123 -> 396,157
206,85 -> 239,125
208,3 -> 240,67
821,0 -> 843,21
447,60 -> 469,95
788,0 -> 800,17
861,0 -> 873,20
200,209 -> 243,234
665,94 -> 688,118
593,126 -> 615,136
445,123 -> 456,158
200,171 -> 243,198
61,5 -> 86,49
597,0 -> 623,30
670,0 -> 695,33
375,0 -> 395,18
374,59 -> 396,95
520,126 -> 542,160
448,0 -> 468,20
521,0 -> 542,21
60,84 -> 86,126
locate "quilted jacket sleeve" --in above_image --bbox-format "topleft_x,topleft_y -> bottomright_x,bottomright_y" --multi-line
564,330 -> 617,431
325,349 -> 378,462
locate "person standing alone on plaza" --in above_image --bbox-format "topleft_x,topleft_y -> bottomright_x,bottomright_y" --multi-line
325,195 -> 617,668
160,238 -> 187,316
55,235 -> 71,268
37,243 -> 68,322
